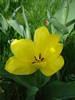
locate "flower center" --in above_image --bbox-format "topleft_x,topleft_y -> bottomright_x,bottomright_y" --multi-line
32,53 -> 44,64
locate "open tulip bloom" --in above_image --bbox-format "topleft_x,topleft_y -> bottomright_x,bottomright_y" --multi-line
5,26 -> 64,77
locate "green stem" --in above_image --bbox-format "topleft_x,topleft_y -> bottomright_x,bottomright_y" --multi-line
26,87 -> 39,100
56,71 -> 61,80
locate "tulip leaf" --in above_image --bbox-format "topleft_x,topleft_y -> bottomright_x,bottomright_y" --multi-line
40,80 -> 75,99
54,0 -> 75,33
22,6 -> 31,39
7,19 -> 26,37
62,31 -> 75,76
66,0 -> 75,23
47,11 -> 68,34
54,0 -> 67,24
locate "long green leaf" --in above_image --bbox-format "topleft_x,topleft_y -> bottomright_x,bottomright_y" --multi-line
40,81 -> 75,99
7,19 -> 25,37
54,0 -> 75,32
22,6 -> 31,39
47,11 -> 68,34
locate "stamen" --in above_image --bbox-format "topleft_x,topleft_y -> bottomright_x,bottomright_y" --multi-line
32,53 -> 45,64
39,53 -> 41,59
34,56 -> 38,61
41,58 -> 44,61
32,61 -> 36,64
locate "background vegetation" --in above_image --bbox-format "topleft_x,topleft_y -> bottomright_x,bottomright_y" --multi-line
0,0 -> 75,100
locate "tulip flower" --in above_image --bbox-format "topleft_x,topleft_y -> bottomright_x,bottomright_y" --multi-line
5,26 -> 64,76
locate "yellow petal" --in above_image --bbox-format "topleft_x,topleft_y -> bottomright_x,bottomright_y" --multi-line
44,43 -> 63,60
43,34 -> 60,57
34,26 -> 50,57
11,39 -> 34,61
40,56 -> 64,76
5,56 -> 37,75
49,34 -> 60,45
54,43 -> 63,56
50,43 -> 63,57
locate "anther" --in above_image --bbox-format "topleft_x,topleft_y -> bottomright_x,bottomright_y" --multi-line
32,61 -> 36,64
41,58 -> 44,61
34,56 -> 38,61
39,53 -> 41,59
32,53 -> 45,64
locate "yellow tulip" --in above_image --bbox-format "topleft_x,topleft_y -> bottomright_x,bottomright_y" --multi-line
5,26 -> 64,76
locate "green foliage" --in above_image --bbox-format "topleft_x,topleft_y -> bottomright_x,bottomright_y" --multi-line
0,0 -> 75,100
54,0 -> 75,33
39,81 -> 75,99
62,31 -> 75,77
0,13 -> 8,33
7,19 -> 25,37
